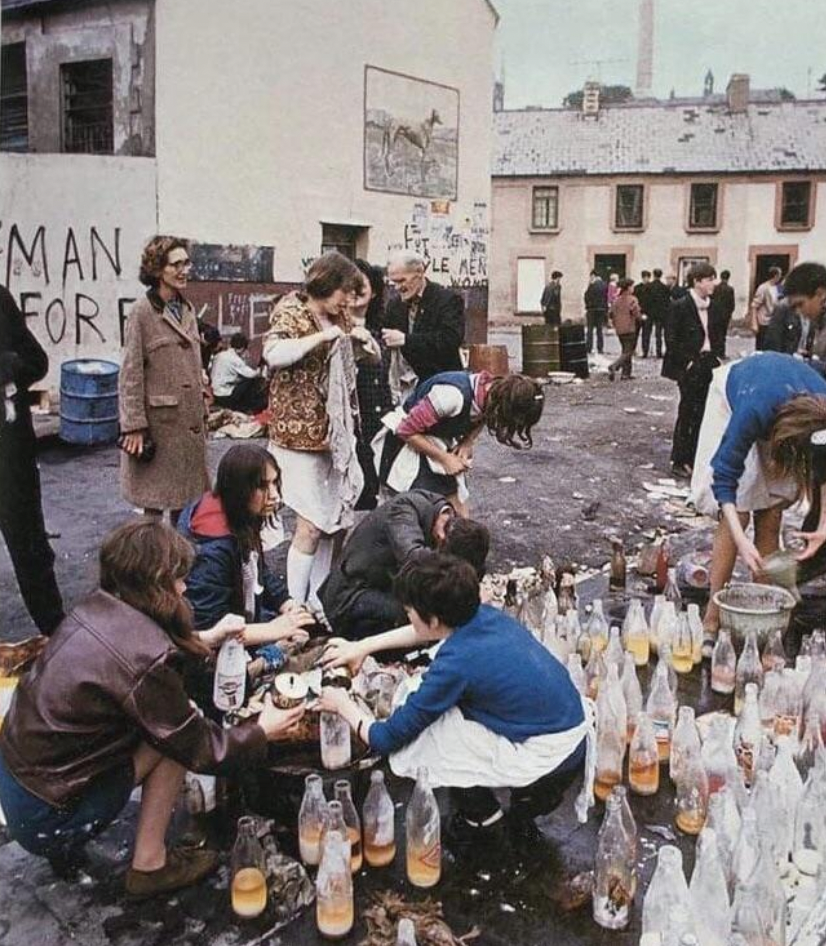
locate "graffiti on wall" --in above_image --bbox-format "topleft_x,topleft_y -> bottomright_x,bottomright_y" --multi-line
189,243 -> 275,283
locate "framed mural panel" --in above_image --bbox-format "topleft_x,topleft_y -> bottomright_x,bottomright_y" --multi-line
364,65 -> 459,200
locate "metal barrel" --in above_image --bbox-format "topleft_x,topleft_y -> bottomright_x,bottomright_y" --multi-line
560,323 -> 590,379
521,324 -> 560,377
467,343 -> 509,376
59,359 -> 120,446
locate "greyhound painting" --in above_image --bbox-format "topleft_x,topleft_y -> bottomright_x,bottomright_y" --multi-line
365,66 -> 458,199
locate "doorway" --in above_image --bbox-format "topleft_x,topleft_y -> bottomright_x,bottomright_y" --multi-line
593,253 -> 626,281
753,253 -> 792,294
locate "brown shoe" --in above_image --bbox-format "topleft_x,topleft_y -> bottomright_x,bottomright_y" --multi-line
125,847 -> 219,899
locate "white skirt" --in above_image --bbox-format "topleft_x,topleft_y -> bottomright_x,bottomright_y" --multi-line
689,361 -> 798,516
268,444 -> 360,534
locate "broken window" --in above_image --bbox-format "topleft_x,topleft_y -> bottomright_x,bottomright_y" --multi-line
1,43 -> 28,153
780,181 -> 812,228
532,186 -> 559,230
689,183 -> 718,229
615,185 -> 644,230
61,59 -> 113,154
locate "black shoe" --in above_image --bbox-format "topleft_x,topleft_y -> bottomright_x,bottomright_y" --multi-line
607,368 -> 616,381
670,462 -> 692,479
444,811 -> 507,858
48,847 -> 89,881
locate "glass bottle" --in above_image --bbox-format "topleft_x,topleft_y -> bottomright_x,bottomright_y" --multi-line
593,793 -> 635,929
675,744 -> 708,835
609,538 -> 626,592
320,800 -> 350,865
731,807 -> 761,889
213,636 -> 247,712
687,602 -> 704,667
171,775 -> 208,850
625,599 -> 650,667
689,828 -> 731,946
762,628 -> 787,673
759,669 -> 782,735
612,785 -> 638,896
566,653 -> 587,697
658,642 -> 679,699
670,705 -> 701,786
641,845 -> 690,939
702,714 -> 746,805
706,787 -> 741,893
711,628 -> 736,695
320,711 -> 352,770
768,735 -> 804,865
655,536 -> 670,593
753,842 -> 788,946
792,757 -> 826,877
405,767 -> 441,888
733,682 -> 763,788
663,567 -> 682,610
646,656 -> 676,763
587,599 -> 610,655
620,652 -> 643,742
231,816 -> 268,919
773,668 -> 802,738
557,571 -> 577,616
316,829 -> 354,939
629,711 -> 659,795
648,595 -> 665,656
595,664 -> 627,801
363,770 -> 396,868
521,573 -> 545,636
604,626 -> 625,675
540,561 -> 559,642
730,880 -> 772,946
811,629 -> 826,662
796,710 -> 825,781
585,644 -> 607,700
671,613 -> 694,675
576,615 -> 593,663
750,770 -> 784,868
334,780 -> 362,874
734,631 -> 764,716
298,773 -> 327,867
656,601 -> 679,658
396,918 -> 418,946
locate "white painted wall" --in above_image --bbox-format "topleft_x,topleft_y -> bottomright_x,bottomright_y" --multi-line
153,0 -> 495,286
0,153 -> 158,387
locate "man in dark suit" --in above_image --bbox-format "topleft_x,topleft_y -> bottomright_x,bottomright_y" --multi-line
583,271 -> 607,354
382,251 -> 465,398
0,285 -> 64,635
762,299 -> 805,356
662,263 -> 724,477
540,271 -> 563,326
633,270 -> 652,355
644,268 -> 671,358
711,269 -> 736,358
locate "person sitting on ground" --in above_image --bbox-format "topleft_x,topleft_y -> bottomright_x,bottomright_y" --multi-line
0,519 -> 305,895
318,489 -> 490,641
376,370 -> 544,516
210,332 -> 269,415
318,554 -> 591,849
179,444 -> 315,676
689,349 -> 826,642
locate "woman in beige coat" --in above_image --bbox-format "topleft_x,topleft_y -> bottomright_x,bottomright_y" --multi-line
119,236 -> 209,522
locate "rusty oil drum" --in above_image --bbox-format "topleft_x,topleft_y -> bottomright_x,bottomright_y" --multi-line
521,324 -> 561,377
467,344 -> 509,376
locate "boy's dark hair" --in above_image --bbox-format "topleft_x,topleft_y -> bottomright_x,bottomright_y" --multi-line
641,270 -> 651,278
394,553 -> 480,627
619,277 -> 635,291
784,262 -> 826,298
230,332 -> 249,351
442,518 -> 490,579
768,266 -> 783,280
720,269 -> 731,280
688,262 -> 717,283
653,268 -> 663,278
551,270 -> 563,279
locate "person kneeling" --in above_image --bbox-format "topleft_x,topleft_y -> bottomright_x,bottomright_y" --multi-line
319,554 -> 593,850
210,332 -> 269,415
0,520 -> 304,895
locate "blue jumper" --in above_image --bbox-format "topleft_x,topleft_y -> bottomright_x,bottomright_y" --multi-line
368,604 -> 585,756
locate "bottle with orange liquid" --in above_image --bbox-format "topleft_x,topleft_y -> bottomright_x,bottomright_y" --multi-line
595,664 -> 627,801
623,599 -> 650,667
231,816 -> 268,919
646,657 -> 676,763
711,629 -> 736,695
334,780 -> 362,874
671,614 -> 694,675
320,800 -> 351,866
629,712 -> 660,795
620,653 -> 643,743
362,770 -> 396,868
670,705 -> 701,786
405,767 -> 441,888
316,829 -> 354,939
298,773 -> 327,867
674,744 -> 708,835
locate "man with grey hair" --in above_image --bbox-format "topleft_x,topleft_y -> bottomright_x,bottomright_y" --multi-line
382,250 -> 465,401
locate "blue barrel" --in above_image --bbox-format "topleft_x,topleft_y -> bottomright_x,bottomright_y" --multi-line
59,359 -> 120,446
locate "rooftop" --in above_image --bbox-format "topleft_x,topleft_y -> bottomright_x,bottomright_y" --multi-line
493,98 -> 826,177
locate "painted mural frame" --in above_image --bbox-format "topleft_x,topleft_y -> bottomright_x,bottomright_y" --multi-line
364,65 -> 459,200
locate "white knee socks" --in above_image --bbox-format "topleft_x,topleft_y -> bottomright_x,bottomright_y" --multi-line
307,537 -> 334,612
286,546 -> 314,605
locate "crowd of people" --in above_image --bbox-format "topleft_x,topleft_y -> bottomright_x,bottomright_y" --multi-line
3,234 -> 826,905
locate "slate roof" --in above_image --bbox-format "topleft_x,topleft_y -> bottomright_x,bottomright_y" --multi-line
493,99 -> 826,177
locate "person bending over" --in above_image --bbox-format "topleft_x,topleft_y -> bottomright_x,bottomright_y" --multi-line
377,371 -> 544,516
210,332 -> 269,415
0,520 -> 304,896
318,489 -> 489,640
319,554 -> 591,849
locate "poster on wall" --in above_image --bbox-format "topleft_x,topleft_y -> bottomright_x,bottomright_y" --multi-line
364,65 -> 459,200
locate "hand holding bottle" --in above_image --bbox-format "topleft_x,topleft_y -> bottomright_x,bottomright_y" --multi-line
258,693 -> 305,741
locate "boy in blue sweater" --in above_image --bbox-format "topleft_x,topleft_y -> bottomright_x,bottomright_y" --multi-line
319,554 -> 589,847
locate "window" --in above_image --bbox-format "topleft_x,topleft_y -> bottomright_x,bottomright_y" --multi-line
320,224 -> 368,260
780,181 -> 812,228
516,258 -> 546,313
1,44 -> 28,152
531,186 -> 559,230
615,185 -> 644,230
689,183 -> 719,229
61,59 -> 113,154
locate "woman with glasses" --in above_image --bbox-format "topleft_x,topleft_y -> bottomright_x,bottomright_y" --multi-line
119,236 -> 209,525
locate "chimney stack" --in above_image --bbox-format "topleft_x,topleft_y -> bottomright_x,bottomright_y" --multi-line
582,81 -> 600,117
726,74 -> 750,113
635,0 -> 654,97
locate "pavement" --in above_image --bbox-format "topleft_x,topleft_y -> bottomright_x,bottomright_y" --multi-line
0,331 -> 805,946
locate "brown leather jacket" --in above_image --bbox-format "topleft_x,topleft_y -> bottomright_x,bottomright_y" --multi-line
0,591 -> 267,807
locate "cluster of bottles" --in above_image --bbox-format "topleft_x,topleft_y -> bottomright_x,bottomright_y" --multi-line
297,766 -> 440,939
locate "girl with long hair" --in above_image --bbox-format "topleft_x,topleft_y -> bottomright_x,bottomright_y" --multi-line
0,520 -> 304,895
377,370 -> 545,515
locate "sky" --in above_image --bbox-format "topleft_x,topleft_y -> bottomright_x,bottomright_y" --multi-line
493,0 -> 826,109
